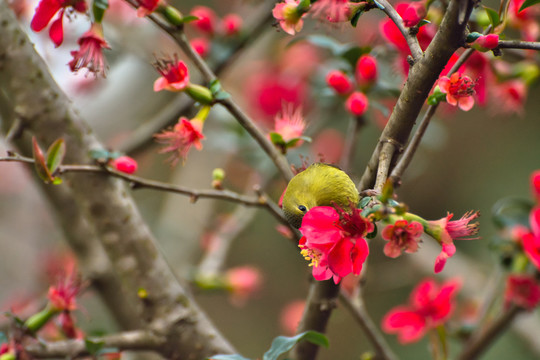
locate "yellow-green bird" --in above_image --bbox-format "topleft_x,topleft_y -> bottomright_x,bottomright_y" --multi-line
282,163 -> 360,229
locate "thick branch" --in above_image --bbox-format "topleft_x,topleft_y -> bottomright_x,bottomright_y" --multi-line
0,4 -> 234,358
26,330 -> 166,358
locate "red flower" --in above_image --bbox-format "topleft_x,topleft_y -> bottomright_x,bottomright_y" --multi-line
438,73 -> 476,111
153,58 -> 190,92
532,170 -> 540,202
382,278 -> 461,343
310,0 -> 350,23
222,14 -> 242,36
401,1 -> 427,27
381,220 -> 423,258
345,91 -> 369,116
191,6 -> 218,34
48,267 -> 82,312
110,156 -> 138,174
504,274 -> 540,310
31,0 -> 87,47
190,37 -> 210,58
68,23 -> 110,78
356,55 -> 378,85
299,206 -> 373,284
326,70 -> 353,94
426,211 -> 480,273
522,207 -> 540,269
135,0 -> 161,17
154,117 -> 204,165
273,0 -> 306,35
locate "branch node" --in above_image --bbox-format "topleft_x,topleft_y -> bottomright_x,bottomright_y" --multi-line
380,137 -> 404,153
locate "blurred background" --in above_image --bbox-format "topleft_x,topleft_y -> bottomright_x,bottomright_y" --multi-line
1,0 -> 540,359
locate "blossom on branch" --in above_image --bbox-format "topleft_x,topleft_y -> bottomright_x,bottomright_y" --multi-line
401,1 -> 427,27
135,0 -> 162,17
382,278 -> 461,343
310,0 -> 350,23
68,23 -> 110,78
153,57 -> 190,92
356,54 -> 378,86
298,206 -> 373,284
31,0 -> 87,47
504,274 -> 540,310
425,211 -> 480,273
345,91 -> 369,116
438,73 -> 476,111
381,219 -> 423,258
273,0 -> 306,35
269,103 -> 307,152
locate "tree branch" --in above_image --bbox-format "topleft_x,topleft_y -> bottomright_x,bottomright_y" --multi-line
0,4 -> 234,358
26,330 -> 166,358
497,40 -> 540,51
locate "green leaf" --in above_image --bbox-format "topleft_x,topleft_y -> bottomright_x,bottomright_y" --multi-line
214,90 -> 231,100
466,32 -> 483,43
491,197 -> 533,230
427,91 -> 447,106
180,15 -> 199,23
358,196 -> 371,209
206,355 -> 251,360
269,132 -> 285,146
209,79 -> 222,94
417,19 -> 431,27
46,138 -> 65,175
32,137 -> 54,183
262,331 -> 329,360
84,338 -> 105,356
519,0 -> 540,12
483,6 -> 501,28
350,8 -> 364,27
92,0 -> 108,23
300,35 -> 349,56
51,177 -> 63,185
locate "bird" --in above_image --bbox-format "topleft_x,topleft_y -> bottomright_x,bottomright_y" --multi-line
281,163 -> 360,229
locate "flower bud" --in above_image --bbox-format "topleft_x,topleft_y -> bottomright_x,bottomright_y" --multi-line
110,156 -> 138,174
212,168 -> 225,189
186,84 -> 214,104
472,34 -> 499,52
191,6 -> 217,34
222,14 -> 242,36
326,70 -> 353,94
345,91 -> 369,116
356,55 -> 378,85
402,1 -> 427,27
190,37 -> 210,58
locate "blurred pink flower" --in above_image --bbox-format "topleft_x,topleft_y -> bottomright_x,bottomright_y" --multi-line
273,0 -> 306,35
280,300 -> 305,335
326,70 -> 353,94
505,274 -> 540,310
191,6 -> 218,34
154,117 -> 204,165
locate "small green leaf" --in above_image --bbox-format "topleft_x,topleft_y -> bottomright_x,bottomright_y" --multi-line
46,138 -> 66,175
519,0 -> 540,12
209,79 -> 222,94
269,132 -> 285,146
358,196 -> 371,209
52,177 -> 63,185
180,15 -> 200,23
85,338 -> 105,356
483,6 -> 501,28
214,90 -> 231,100
417,19 -> 431,27
262,331 -> 329,360
427,91 -> 447,106
206,355 -> 251,360
350,8 -> 364,27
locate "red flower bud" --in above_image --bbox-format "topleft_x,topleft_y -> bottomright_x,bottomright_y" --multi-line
326,70 -> 352,94
191,6 -> 217,34
473,34 -> 499,51
356,55 -> 378,84
110,156 -> 138,174
402,1 -> 426,27
345,91 -> 369,116
222,14 -> 242,36
190,37 -> 210,58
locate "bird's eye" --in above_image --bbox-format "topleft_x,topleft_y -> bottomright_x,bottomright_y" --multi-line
298,205 -> 307,212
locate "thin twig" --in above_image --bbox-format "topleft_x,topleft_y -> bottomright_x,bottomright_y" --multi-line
339,291 -> 398,360
497,40 -> 540,51
376,0 -> 423,61
0,155 -> 289,226
374,142 -> 397,192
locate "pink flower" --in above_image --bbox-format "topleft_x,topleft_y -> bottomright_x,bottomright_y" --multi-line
345,91 -> 369,116
509,0 -> 540,42
504,274 -> 540,310
225,266 -> 262,306
190,37 -> 210,58
356,55 -> 378,85
310,0 -> 350,23
326,70 -> 353,94
438,73 -> 476,111
270,103 -> 306,149
299,206 -> 373,284
48,266 -> 82,312
273,0 -> 306,35
426,211 -> 480,273
110,156 -> 138,174
402,1 -> 427,27
532,170 -> 540,202
68,23 -> 110,78
154,117 -> 204,165
222,14 -> 242,36
472,34 -> 500,51
153,57 -> 190,92
522,207 -> 540,269
31,0 -> 87,47
135,0 -> 160,17
191,6 -> 218,34
382,278 -> 461,343
381,220 -> 423,258
490,79 -> 527,116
